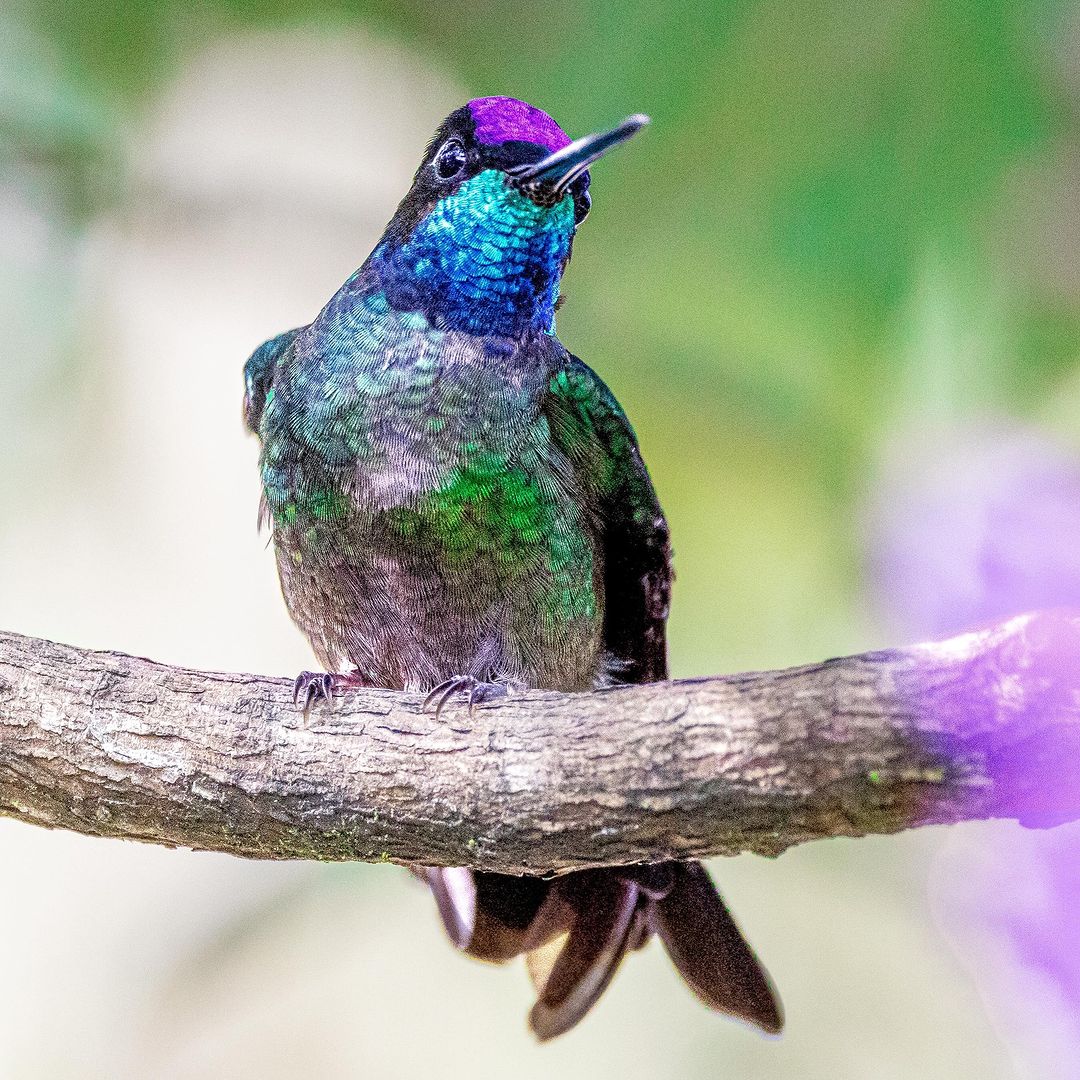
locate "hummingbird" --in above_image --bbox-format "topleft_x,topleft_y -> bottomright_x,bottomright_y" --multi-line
243,96 -> 782,1040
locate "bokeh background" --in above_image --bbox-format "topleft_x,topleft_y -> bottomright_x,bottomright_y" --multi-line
3,1 -> 1080,1077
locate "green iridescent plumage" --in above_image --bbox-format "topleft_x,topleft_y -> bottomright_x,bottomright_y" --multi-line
248,297 -> 636,690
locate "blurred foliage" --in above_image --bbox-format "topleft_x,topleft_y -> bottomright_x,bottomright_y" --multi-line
5,0 -> 1080,673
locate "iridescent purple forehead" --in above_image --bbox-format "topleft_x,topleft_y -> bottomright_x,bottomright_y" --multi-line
467,97 -> 571,152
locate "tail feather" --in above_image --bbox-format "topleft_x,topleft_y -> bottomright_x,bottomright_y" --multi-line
529,872 -> 640,1041
652,861 -> 783,1034
422,860 -> 782,1039
525,934 -> 568,997
523,880 -> 577,953
422,866 -> 475,950
424,868 -> 550,962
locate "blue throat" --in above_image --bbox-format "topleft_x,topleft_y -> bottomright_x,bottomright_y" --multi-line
370,170 -> 575,337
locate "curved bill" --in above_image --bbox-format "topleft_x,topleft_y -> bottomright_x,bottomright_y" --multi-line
509,113 -> 649,201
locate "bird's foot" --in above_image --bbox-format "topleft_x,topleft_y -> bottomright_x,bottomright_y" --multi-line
423,676 -> 509,719
292,669 -> 370,716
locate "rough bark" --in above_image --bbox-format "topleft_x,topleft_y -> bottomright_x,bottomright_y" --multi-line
0,611 -> 1077,874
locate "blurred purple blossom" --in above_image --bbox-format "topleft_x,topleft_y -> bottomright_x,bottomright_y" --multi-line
871,425 -> 1080,640
868,421 -> 1080,1075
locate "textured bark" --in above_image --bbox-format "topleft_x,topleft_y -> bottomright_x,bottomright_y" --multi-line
0,611 -> 1078,874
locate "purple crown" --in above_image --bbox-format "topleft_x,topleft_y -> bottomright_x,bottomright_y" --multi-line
467,97 -> 571,152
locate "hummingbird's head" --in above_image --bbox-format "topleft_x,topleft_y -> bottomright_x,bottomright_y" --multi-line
372,97 -> 648,336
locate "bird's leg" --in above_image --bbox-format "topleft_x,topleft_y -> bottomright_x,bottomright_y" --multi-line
292,669 -> 372,716
422,675 -> 509,719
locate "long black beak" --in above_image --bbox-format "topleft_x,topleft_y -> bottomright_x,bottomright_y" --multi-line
509,114 -> 649,204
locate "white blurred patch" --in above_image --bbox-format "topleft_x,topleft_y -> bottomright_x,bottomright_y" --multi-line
0,25 -> 464,1080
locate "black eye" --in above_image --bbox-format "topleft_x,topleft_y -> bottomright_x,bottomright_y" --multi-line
570,175 -> 591,225
434,139 -> 467,180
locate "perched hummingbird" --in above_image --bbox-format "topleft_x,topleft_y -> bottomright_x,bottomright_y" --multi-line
244,96 -> 781,1040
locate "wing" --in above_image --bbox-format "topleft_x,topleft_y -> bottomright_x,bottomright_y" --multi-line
545,354 -> 672,683
242,328 -> 303,435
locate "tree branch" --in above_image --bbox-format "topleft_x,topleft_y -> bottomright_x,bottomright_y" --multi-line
1,612 -> 1078,874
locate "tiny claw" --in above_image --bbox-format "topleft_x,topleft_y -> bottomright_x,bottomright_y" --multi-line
320,672 -> 335,703
423,676 -> 508,719
422,679 -> 451,712
423,677 -> 466,721
292,670 -> 338,716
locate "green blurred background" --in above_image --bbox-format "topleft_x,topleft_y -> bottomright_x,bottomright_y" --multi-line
2,1 -> 1079,1077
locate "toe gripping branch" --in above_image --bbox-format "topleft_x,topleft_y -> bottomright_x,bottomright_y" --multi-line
423,676 -> 509,719
291,670 -> 372,715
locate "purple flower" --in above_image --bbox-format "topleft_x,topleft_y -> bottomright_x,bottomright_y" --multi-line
869,422 -> 1080,1071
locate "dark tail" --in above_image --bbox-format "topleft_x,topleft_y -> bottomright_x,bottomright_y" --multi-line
423,860 -> 782,1040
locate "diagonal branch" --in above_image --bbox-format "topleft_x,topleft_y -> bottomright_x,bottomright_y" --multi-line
1,611 -> 1078,875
